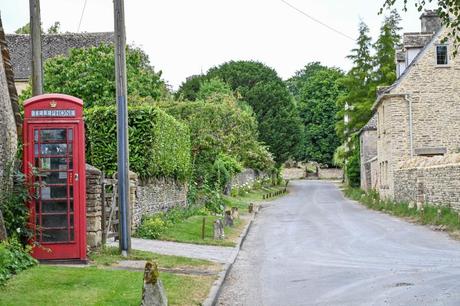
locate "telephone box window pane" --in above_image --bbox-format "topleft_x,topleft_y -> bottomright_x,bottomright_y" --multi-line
68,144 -> 73,155
34,158 -> 39,168
41,186 -> 67,200
40,129 -> 66,142
34,130 -> 39,142
70,231 -> 74,241
42,171 -> 67,184
40,158 -> 67,170
40,144 -> 67,155
35,202 -> 40,213
42,201 -> 69,213
68,129 -> 73,141
42,229 -> 68,242
42,214 -> 68,228
34,144 -> 39,155
69,215 -> 74,227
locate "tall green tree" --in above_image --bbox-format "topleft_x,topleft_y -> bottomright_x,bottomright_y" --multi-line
206,61 -> 304,164
373,10 -> 402,86
175,74 -> 208,101
21,44 -> 168,107
292,66 -> 345,165
286,62 -> 327,99
336,21 -> 375,140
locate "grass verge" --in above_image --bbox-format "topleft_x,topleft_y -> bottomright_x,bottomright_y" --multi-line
88,246 -> 217,269
344,187 -> 460,232
0,265 -> 215,306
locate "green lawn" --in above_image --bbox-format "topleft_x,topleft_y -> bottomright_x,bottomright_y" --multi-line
89,246 -> 216,269
156,185 -> 288,247
0,265 -> 215,306
158,214 -> 246,247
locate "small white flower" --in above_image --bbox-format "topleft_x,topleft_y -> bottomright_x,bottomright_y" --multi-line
16,228 -> 21,233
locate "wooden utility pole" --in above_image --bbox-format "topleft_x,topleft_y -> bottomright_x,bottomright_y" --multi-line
113,0 -> 130,256
29,0 -> 43,96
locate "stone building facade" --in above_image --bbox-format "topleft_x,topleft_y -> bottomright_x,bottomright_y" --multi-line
359,114 -> 378,190
371,11 -> 460,199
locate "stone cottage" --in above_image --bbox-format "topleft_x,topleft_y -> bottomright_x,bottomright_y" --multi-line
359,114 -> 377,191
372,10 -> 460,199
6,32 -> 113,94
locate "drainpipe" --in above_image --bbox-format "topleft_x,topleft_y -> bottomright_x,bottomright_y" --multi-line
405,94 -> 414,158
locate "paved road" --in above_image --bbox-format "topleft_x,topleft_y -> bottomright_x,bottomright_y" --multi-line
109,237 -> 234,264
217,180 -> 460,306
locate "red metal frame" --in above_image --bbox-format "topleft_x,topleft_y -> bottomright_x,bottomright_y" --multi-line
23,94 -> 86,261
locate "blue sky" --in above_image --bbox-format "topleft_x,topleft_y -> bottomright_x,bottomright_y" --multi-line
0,0 -> 438,89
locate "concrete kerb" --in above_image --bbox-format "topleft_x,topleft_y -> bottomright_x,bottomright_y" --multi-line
202,204 -> 263,306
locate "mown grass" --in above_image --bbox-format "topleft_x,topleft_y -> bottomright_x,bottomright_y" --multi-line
158,214 -> 245,247
155,184 -> 288,247
0,265 -> 214,306
344,187 -> 460,232
89,246 -> 215,268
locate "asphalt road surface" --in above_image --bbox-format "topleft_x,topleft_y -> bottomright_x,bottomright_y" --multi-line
217,180 -> 460,306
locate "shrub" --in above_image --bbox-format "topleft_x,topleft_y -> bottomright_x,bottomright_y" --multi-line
85,105 -> 191,180
136,216 -> 167,239
0,237 -> 37,286
0,164 -> 33,241
136,205 -> 209,239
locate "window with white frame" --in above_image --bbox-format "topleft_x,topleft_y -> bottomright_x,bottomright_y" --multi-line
436,45 -> 448,65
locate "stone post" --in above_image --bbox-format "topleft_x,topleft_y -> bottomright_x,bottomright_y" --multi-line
141,261 -> 168,306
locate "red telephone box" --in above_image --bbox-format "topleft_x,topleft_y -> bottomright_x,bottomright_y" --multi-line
23,94 -> 87,261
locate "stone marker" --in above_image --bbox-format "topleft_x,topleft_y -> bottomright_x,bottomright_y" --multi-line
248,203 -> 254,213
213,219 -> 225,240
224,210 -> 234,227
231,207 -> 239,220
141,261 -> 168,306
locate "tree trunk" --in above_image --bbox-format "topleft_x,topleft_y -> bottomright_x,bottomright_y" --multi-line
0,209 -> 7,241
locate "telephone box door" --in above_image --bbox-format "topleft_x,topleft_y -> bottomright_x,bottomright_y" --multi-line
29,124 -> 83,259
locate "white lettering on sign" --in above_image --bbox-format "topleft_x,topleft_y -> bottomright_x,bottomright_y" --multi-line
31,109 -> 76,117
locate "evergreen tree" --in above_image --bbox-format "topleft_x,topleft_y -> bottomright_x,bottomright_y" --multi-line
336,21 -> 374,140
373,10 -> 402,86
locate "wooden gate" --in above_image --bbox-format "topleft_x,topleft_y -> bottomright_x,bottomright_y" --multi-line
101,173 -> 119,244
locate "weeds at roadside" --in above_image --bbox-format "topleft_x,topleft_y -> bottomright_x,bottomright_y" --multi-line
344,187 -> 460,233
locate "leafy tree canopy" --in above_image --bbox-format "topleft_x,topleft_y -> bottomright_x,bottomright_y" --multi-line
20,44 -> 168,107
206,61 -> 304,164
175,74 -> 207,101
15,21 -> 61,34
293,65 -> 345,165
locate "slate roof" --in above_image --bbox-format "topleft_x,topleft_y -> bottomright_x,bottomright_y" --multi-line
359,113 -> 377,135
403,32 -> 434,49
6,32 -> 114,80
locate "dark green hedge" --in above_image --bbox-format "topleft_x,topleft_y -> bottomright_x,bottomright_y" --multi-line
85,106 -> 191,181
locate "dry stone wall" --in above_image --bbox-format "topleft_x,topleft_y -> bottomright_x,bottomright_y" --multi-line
84,164 -> 188,248
85,164 -> 103,248
394,155 -> 460,210
133,177 -> 188,229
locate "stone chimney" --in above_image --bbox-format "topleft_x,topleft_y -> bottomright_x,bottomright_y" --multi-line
420,10 -> 442,33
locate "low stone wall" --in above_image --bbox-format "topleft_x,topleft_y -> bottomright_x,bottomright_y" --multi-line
282,167 -> 305,180
84,164 -> 188,248
318,168 -> 343,180
230,169 -> 263,188
132,177 -> 188,229
86,164 -> 103,248
394,154 -> 460,210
